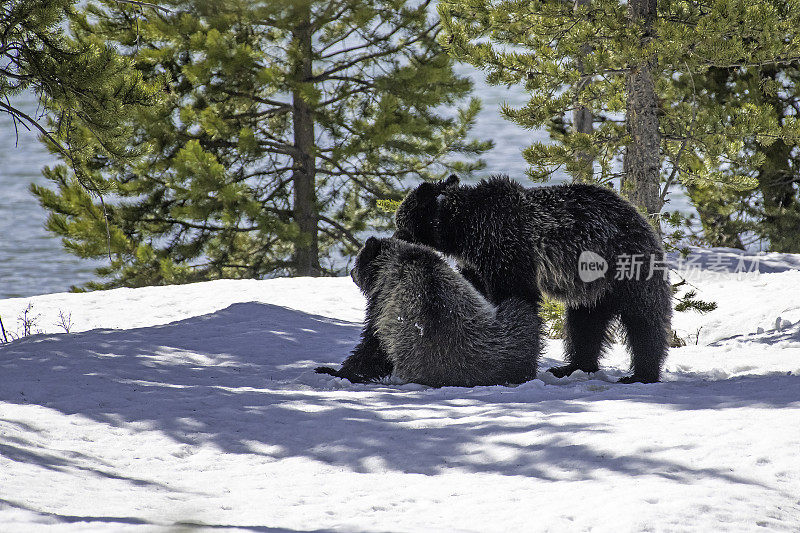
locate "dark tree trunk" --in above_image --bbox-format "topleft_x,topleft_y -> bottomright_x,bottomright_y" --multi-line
623,0 -> 662,233
291,9 -> 321,276
758,135 -> 799,252
572,0 -> 594,182
757,67 -> 800,252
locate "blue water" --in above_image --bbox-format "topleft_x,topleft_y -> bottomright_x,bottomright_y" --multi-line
0,93 -> 101,298
0,69 -> 688,299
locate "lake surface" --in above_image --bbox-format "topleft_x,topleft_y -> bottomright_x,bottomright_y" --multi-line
0,68 -> 687,299
0,93 -> 101,299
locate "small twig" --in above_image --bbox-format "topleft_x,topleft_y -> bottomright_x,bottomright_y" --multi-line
97,193 -> 113,262
318,214 -> 363,249
18,303 -> 40,338
0,100 -> 70,158
0,315 -> 8,344
55,310 -> 74,334
4,95 -> 21,147
694,326 -> 703,345
114,0 -> 172,13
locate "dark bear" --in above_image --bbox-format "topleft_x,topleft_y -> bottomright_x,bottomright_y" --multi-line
393,174 -> 672,384
316,237 -> 540,387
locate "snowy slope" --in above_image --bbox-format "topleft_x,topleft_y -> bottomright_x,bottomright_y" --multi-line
1,250 -> 799,532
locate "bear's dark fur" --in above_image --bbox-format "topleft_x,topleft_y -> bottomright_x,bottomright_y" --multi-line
316,237 -> 540,387
392,175 -> 672,384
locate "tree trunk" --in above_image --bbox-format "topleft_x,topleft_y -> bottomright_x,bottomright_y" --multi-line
757,67 -> 800,252
758,133 -> 798,252
572,0 -> 594,182
623,0 -> 662,233
291,9 -> 321,276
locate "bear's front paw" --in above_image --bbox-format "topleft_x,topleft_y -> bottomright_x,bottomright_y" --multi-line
546,364 -> 579,378
315,366 -> 342,377
315,366 -> 378,384
547,363 -> 600,379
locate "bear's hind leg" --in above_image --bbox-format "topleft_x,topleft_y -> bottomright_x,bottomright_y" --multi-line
548,299 -> 615,378
618,293 -> 670,383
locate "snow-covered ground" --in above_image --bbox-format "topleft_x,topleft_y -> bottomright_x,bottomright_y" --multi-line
1,248 -> 799,532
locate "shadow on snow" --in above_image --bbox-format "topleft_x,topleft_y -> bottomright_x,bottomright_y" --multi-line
709,321 -> 800,346
0,497 -> 335,532
667,246 -> 800,273
1,302 -> 797,493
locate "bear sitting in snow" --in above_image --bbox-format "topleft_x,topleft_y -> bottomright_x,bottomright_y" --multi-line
316,237 -> 539,387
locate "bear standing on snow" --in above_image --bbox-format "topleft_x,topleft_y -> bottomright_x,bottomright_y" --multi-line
393,175 -> 672,384
316,237 -> 540,387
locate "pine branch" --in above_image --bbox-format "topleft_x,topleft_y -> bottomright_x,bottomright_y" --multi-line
660,62 -> 698,206
140,217 -> 260,232
311,22 -> 438,82
113,0 -> 171,14
0,99 -> 70,158
218,88 -> 291,109
318,214 -> 363,249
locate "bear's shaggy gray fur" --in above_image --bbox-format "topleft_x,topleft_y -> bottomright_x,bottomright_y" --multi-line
393,175 -> 672,384
316,237 -> 540,387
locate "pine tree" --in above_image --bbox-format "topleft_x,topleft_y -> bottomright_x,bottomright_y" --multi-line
34,0 -> 490,288
1,0 -> 158,183
682,64 -> 800,251
438,0 -> 800,233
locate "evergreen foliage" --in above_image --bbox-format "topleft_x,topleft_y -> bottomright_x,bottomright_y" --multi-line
681,65 -> 800,252
539,297 -> 565,338
438,0 -> 800,233
1,0 -> 159,186
33,0 -> 490,288
673,289 -> 718,314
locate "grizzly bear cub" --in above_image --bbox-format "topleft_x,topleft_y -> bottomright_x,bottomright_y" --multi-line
316,237 -> 539,387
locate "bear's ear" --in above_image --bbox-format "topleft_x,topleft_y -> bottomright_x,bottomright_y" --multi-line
442,174 -> 460,188
359,236 -> 383,264
363,236 -> 381,254
416,182 -> 436,197
353,237 -> 383,290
